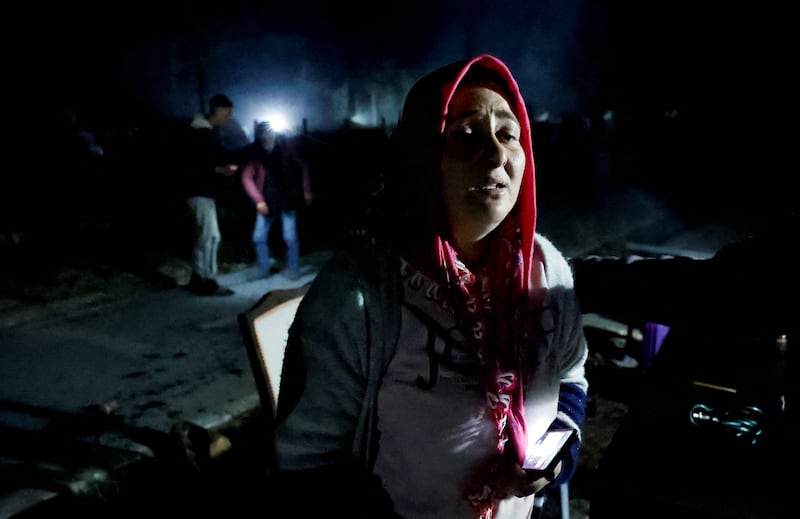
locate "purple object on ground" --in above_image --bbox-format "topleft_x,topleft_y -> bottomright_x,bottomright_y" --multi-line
642,322 -> 670,371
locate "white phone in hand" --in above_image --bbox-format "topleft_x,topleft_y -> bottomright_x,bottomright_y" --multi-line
522,427 -> 578,475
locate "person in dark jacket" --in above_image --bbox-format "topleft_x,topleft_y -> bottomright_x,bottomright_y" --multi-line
241,121 -> 312,280
183,94 -> 240,296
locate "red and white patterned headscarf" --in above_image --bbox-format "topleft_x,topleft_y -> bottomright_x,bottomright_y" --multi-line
385,54 -> 543,518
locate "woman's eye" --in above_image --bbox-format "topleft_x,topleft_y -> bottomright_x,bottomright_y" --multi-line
497,131 -> 518,143
451,127 -> 476,142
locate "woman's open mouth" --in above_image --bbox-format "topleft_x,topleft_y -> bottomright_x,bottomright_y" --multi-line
468,182 -> 506,193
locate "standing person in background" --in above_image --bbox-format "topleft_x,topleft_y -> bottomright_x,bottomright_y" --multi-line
183,93 -> 239,296
240,121 -> 313,281
271,54 -> 588,518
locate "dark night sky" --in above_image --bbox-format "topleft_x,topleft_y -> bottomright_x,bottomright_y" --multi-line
8,0 -> 796,218
15,1 -> 712,127
17,1 -> 793,131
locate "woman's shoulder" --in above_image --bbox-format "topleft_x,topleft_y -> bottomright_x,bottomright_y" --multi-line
534,233 -> 574,286
310,243 -> 399,291
534,232 -> 568,261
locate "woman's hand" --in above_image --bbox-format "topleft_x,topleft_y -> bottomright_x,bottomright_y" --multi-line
497,460 -> 562,498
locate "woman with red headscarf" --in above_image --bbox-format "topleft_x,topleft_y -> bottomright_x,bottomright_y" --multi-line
272,54 -> 589,518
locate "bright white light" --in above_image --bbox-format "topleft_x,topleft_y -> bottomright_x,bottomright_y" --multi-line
259,111 -> 289,133
350,114 -> 369,126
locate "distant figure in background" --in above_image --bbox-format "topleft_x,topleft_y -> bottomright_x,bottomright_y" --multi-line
241,121 -> 313,280
183,93 -> 239,296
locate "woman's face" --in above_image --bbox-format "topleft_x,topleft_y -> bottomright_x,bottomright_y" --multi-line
441,85 -> 525,248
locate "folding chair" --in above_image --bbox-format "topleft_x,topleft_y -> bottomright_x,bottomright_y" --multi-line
238,283 -> 311,420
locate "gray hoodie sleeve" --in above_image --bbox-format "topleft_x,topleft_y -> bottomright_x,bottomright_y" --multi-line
274,246 -> 401,471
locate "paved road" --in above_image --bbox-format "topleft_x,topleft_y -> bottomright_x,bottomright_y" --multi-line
0,253 -> 331,517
